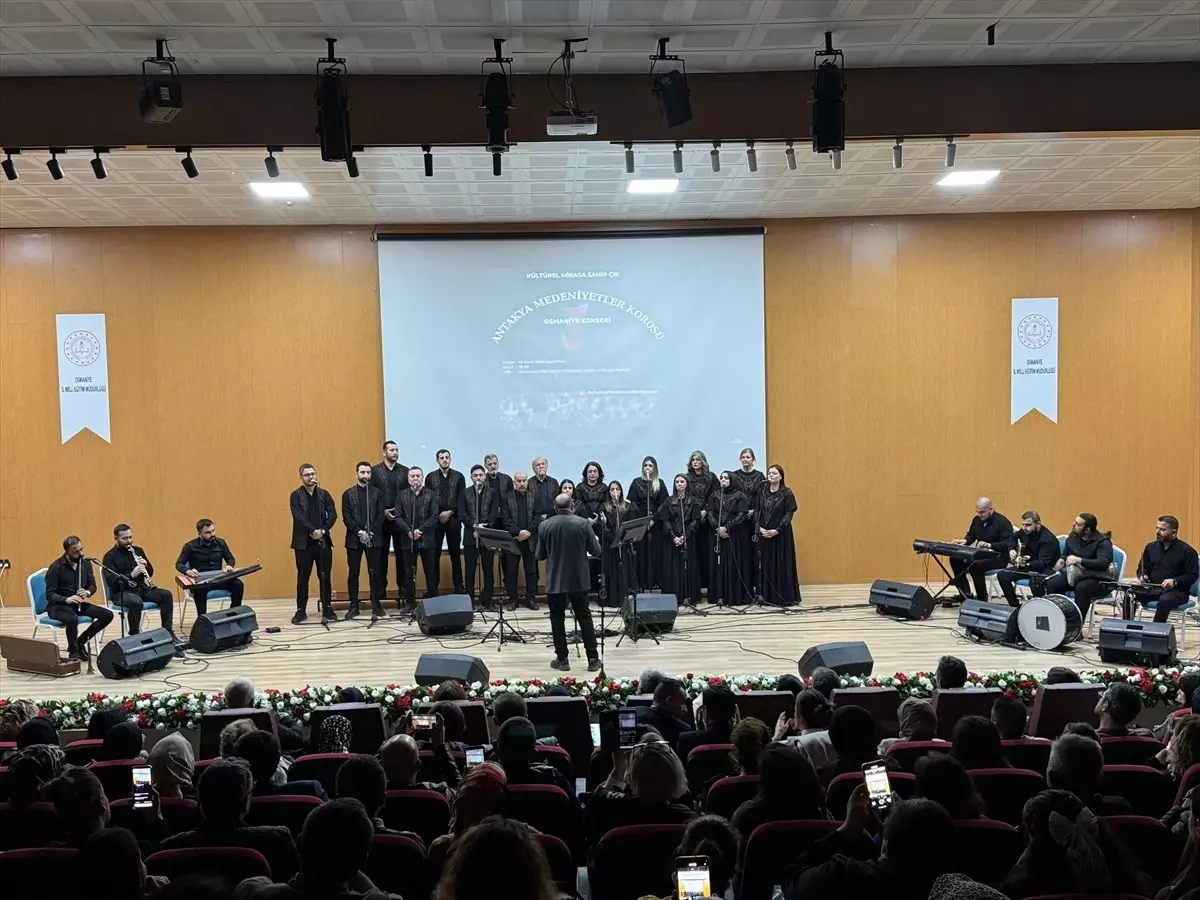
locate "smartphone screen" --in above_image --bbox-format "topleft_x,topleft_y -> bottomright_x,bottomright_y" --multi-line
676,856 -> 711,899
590,723 -> 601,748
465,746 -> 485,768
411,714 -> 436,730
862,760 -> 893,810
132,765 -> 152,809
618,709 -> 638,750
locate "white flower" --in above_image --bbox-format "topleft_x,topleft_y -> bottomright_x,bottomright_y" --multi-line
1159,685 -> 1168,694
303,713 -> 311,722
137,700 -> 149,710
384,694 -> 395,704
155,722 -> 166,730
471,682 -> 482,691
998,680 -> 1008,689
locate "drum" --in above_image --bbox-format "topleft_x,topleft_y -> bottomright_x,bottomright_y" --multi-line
1018,594 -> 1083,651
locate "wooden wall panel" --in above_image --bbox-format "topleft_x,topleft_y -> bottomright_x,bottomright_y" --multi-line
0,211 -> 1196,604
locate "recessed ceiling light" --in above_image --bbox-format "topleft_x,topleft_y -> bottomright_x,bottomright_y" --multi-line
937,170 -> 999,186
627,179 -> 678,194
249,181 -> 308,199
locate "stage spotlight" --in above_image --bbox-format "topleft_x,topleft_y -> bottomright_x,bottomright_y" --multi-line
649,38 -> 691,128
179,147 -> 198,179
481,38 -> 513,168
492,151 -> 503,176
746,140 -> 757,173
316,38 -> 352,163
346,155 -> 359,178
812,31 -> 845,159
1,149 -> 18,181
139,39 -> 182,124
785,140 -> 797,171
625,141 -> 634,174
264,147 -> 281,178
91,149 -> 108,180
673,141 -> 683,174
830,148 -> 842,170
945,136 -> 957,168
47,149 -> 64,181
422,145 -> 433,177
710,142 -> 720,172
892,138 -> 903,169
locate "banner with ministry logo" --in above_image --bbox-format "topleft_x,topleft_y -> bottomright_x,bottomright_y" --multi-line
56,313 -> 111,443
1011,297 -> 1058,424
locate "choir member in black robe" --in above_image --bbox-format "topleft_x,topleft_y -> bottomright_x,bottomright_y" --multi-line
289,464 -> 338,624
730,448 -> 766,592
660,473 -> 702,608
426,449 -> 466,596
394,467 -> 439,611
707,471 -> 751,606
341,461 -> 387,620
599,480 -> 640,608
686,450 -> 719,593
529,456 -> 560,511
558,479 -> 578,515
459,465 -> 499,611
756,465 -> 802,607
502,471 -> 541,611
483,453 -> 513,584
627,456 -> 669,591
371,440 -> 409,607
577,462 -> 608,592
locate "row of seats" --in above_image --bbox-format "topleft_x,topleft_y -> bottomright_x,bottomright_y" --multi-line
883,735 -> 1167,772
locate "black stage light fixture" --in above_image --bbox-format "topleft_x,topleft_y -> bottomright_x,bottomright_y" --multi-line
1,148 -> 18,181
139,39 -> 183,124
316,38 -> 352,163
47,149 -> 64,180
785,140 -> 797,171
264,146 -> 282,178
91,148 -> 108,180
423,144 -> 433,177
625,141 -> 634,174
673,141 -> 683,174
892,137 -> 903,169
346,154 -> 359,178
480,38 -> 514,175
945,136 -> 957,167
812,31 -> 845,159
746,140 -> 757,173
649,38 -> 692,128
710,141 -> 720,172
831,148 -> 842,170
178,146 -> 198,179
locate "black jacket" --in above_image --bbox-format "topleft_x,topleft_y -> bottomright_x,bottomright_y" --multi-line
1139,538 -> 1199,593
963,511 -> 1014,548
1013,526 -> 1060,573
341,483 -> 387,550
1062,530 -> 1114,571
370,461 -> 409,512
176,536 -> 235,573
101,544 -> 156,595
44,555 -> 97,606
537,511 -> 601,594
394,488 -> 440,550
425,468 -> 466,521
503,489 -> 543,542
160,824 -> 299,883
289,487 -> 337,551
459,485 -> 499,548
633,704 -> 695,751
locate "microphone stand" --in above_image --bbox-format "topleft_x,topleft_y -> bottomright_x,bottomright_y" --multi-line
314,483 -> 332,631
90,557 -> 139,638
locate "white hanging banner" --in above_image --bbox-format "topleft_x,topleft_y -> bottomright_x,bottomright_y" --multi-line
1011,297 -> 1058,424
56,313 -> 111,443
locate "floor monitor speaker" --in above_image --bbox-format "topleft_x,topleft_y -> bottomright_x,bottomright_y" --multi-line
958,598 -> 1019,643
190,606 -> 257,654
869,580 -> 935,621
416,595 -> 474,635
621,593 -> 678,632
97,627 -> 175,679
798,641 -> 873,677
414,653 -> 490,687
1098,618 -> 1176,666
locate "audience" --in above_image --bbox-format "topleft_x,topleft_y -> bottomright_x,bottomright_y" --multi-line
224,677 -> 258,709
428,762 -> 508,875
660,816 -> 739,900
234,798 -> 401,899
432,680 -> 467,702
159,757 -> 299,883
1096,682 -> 1155,737
425,701 -> 468,751
493,716 -> 574,798
150,731 -> 196,800
41,765 -> 110,847
936,655 -> 969,690
434,815 -> 557,900
951,715 -> 1010,769
817,705 -> 889,784
678,684 -> 737,760
234,730 -> 326,799
1158,805 -> 1200,900
776,674 -> 804,697
992,695 -> 1035,741
586,736 -> 695,844
731,743 -> 827,846
220,718 -> 260,758
88,707 -> 132,740
223,678 -> 303,753
377,733 -> 459,797
1046,733 -> 1133,815
809,667 -> 841,700
914,755 -> 986,820
777,689 -> 837,769
7,742 -> 65,806
877,697 -> 941,754
1165,715 -> 1200,779
729,717 -> 771,775
157,875 -> 234,900
0,698 -> 38,744
337,687 -> 366,704
1156,673 -> 1200,740
1063,720 -> 1101,741
1043,665 -> 1082,684
100,720 -> 148,761
334,754 -> 411,838
638,668 -> 668,697
633,678 -> 695,749
490,691 -> 558,746
929,873 -> 1008,899
317,714 -> 353,753
79,826 -> 165,899
16,715 -> 59,750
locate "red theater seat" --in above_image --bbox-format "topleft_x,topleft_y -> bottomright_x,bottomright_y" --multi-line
969,768 -> 1046,826
363,834 -> 428,900
705,774 -> 760,820
1100,765 -> 1175,818
740,820 -> 840,900
590,824 -> 687,900
246,794 -> 323,838
381,789 -> 451,848
146,846 -> 272,882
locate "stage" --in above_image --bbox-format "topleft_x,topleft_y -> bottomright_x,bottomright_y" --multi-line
0,583 -> 1125,702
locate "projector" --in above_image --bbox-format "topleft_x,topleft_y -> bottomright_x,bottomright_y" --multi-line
546,112 -> 598,136
139,78 -> 183,124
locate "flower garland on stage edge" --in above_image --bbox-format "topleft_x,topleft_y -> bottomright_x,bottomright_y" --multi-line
5,665 -> 1196,733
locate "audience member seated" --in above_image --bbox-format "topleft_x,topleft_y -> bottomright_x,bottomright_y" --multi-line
638,668 -> 668,696
435,815 -> 556,900
494,716 -> 574,798
405,707 -> 465,785
224,678 -> 303,755
1047,733 -> 1132,816
1001,789 -> 1155,899
679,684 -> 738,761
159,757 -> 299,883
1096,682 -> 1155,737
809,667 -> 841,700
816,705 -> 893,785
1157,808 -> 1200,900
233,798 -> 401,899
731,743 -> 827,847
432,680 -> 467,702
585,736 -> 696,845
234,731 -> 326,800
377,733 -> 459,798
335,754 -> 418,840
427,762 -> 508,876
730,717 -> 771,776
317,715 -> 353,754
1164,715 -> 1200,779
936,655 -> 969,690
0,699 -> 38,761
337,687 -> 365,704
490,691 -> 558,746
220,719 -> 258,758
80,826 -> 166,899
634,678 -> 696,750
951,716 -> 1010,770
424,701 -> 469,753
776,674 -> 804,697
992,695 -> 1036,741
783,786 -> 955,900
16,715 -> 59,750
1044,666 -> 1082,684
7,742 -> 65,806
776,689 -> 838,770
88,707 -> 132,740
1064,720 -> 1101,741
642,815 -> 738,900
42,765 -> 110,847
914,755 -> 986,820
877,697 -> 941,754
544,685 -> 570,697
1156,673 -> 1200,740
151,732 -> 196,800
101,720 -> 148,761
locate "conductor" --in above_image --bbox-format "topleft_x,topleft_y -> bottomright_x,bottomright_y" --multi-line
537,493 -> 602,673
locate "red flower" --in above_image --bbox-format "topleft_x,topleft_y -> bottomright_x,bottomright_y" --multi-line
608,681 -> 619,691
298,688 -> 309,697
531,679 -> 544,687
491,680 -> 504,687
121,700 -> 134,711
39,708 -> 50,717
137,712 -> 148,727
174,708 -> 187,721
0,699 -> 7,709
739,685 -> 751,692
395,696 -> 411,710
708,677 -> 723,686
387,684 -> 398,691
1004,689 -> 1015,698
685,673 -> 694,680
139,692 -> 152,700
895,673 -> 909,684
584,695 -> 592,707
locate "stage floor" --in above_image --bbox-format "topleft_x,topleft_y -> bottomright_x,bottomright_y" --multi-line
0,583 -> 1118,701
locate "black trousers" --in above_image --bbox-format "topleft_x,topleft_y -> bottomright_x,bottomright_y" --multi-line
504,542 -> 539,601
433,519 -> 464,593
112,587 -> 174,634
1151,588 -> 1191,623
346,546 -> 385,612
996,567 -> 1054,608
548,591 -> 597,661
464,545 -> 495,605
950,558 -> 993,600
382,522 -> 411,600
1034,571 -> 1107,616
403,548 -> 438,605
46,600 -> 113,652
192,578 -> 244,616
295,542 -> 333,613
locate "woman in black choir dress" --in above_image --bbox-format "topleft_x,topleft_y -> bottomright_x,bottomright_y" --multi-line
627,456 -> 669,590
707,471 -> 751,606
756,464 -> 802,607
730,448 -> 768,596
599,480 -> 639,607
577,462 -> 608,592
686,450 -> 720,593
558,479 -> 577,513
661,473 -> 702,608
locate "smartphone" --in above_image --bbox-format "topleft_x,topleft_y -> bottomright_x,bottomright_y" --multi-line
132,765 -> 153,809
411,713 -> 436,731
618,708 -> 638,751
590,723 -> 601,749
676,856 -> 711,899
861,760 -> 893,811
464,746 -> 485,769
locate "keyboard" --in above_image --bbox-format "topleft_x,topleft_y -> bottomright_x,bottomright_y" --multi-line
913,540 -> 1000,563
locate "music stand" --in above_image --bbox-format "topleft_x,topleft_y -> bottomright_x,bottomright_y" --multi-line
615,516 -> 656,645
475,527 -> 527,648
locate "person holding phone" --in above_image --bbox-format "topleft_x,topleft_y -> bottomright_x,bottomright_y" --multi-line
378,733 -> 460,799
585,738 -> 695,849
663,816 -> 739,900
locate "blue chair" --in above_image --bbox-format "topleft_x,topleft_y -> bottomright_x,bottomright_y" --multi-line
100,574 -> 161,638
1085,544 -> 1127,637
177,578 -> 230,630
27,568 -> 105,655
1135,574 -> 1199,655
1006,535 -> 1068,602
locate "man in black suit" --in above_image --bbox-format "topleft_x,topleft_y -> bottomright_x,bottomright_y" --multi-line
677,684 -> 737,761
634,678 -> 696,751
289,463 -> 338,625
537,493 -> 602,672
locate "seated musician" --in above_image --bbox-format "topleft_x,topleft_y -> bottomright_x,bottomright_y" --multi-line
175,518 -> 243,616
1031,512 -> 1115,616
44,536 -> 114,661
101,523 -> 176,638
996,510 -> 1059,608
950,497 -> 1012,601
1137,515 -> 1198,623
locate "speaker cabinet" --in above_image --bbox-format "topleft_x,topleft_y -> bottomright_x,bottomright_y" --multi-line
414,653 -> 490,687
869,580 -> 935,620
798,641 -> 873,677
417,595 -> 474,636
190,606 -> 257,654
621,593 -> 678,632
958,599 -> 1019,643
97,627 -> 175,679
1098,618 -> 1176,665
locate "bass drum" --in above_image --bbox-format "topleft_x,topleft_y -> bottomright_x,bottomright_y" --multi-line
1018,594 -> 1083,651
